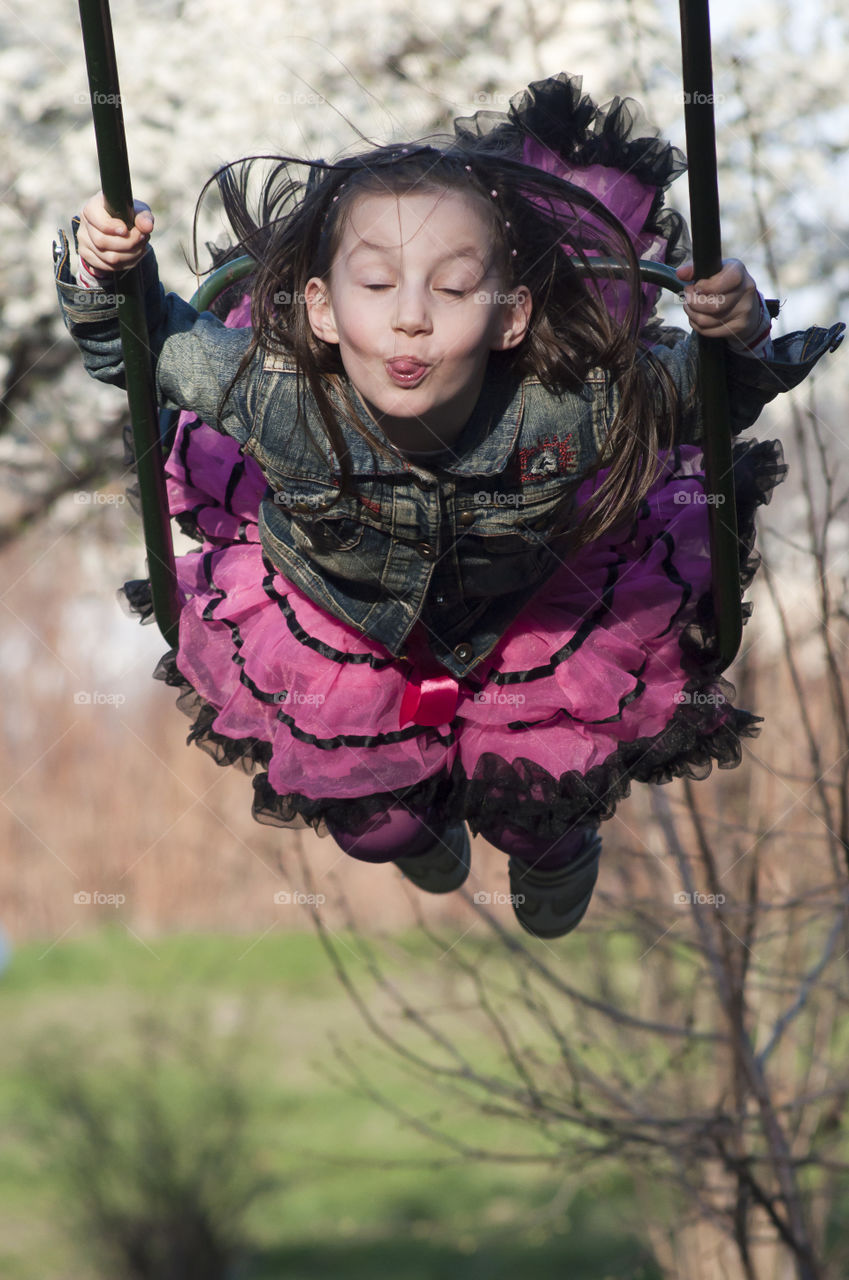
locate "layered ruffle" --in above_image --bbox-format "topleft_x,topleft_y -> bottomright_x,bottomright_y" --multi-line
453,71 -> 692,330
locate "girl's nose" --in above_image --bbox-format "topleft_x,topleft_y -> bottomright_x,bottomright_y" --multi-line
392,284 -> 432,335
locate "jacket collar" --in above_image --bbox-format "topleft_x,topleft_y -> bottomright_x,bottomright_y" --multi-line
334,362 -> 526,478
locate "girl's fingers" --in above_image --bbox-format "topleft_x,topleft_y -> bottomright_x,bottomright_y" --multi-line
682,258 -> 748,300
678,258 -> 762,342
78,195 -> 153,270
133,199 -> 153,231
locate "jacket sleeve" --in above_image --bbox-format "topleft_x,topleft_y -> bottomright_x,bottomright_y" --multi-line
634,321 -> 845,445
52,217 -> 255,447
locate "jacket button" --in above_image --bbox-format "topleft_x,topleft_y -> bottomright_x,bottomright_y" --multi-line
453,642 -> 473,662
458,511 -> 475,526
434,593 -> 446,605
417,541 -> 436,559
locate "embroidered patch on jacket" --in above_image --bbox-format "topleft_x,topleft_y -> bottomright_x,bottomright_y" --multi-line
518,433 -> 577,483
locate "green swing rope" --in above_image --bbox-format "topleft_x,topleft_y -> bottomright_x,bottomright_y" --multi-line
679,0 -> 743,667
77,0 -> 180,648
77,0 -> 742,669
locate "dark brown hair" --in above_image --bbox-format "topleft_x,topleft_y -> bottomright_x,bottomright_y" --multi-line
192,140 -> 681,551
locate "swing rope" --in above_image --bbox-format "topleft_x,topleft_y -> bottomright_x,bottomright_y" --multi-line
77,0 -> 181,647
678,0 -> 743,667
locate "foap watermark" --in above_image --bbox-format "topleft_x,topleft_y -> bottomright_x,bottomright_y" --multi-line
474,290 -> 525,306
474,891 -> 526,906
472,490 -> 524,508
681,91 -> 726,106
673,490 -> 725,505
272,690 -> 326,706
471,90 -> 511,107
274,91 -> 325,106
674,890 -> 725,907
74,890 -> 126,907
74,491 -> 126,506
75,90 -> 123,106
272,490 -> 327,509
74,691 -> 126,706
273,890 -> 326,906
72,291 -> 125,306
272,290 -> 307,306
472,690 -> 526,706
674,689 -> 726,707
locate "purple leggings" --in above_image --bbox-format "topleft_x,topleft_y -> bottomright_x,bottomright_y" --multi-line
326,803 -> 595,869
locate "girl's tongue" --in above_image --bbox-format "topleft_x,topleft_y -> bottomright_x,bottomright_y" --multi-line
388,357 -> 427,374
386,357 -> 430,386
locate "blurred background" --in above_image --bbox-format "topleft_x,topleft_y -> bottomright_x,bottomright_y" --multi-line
2,0 -> 849,1276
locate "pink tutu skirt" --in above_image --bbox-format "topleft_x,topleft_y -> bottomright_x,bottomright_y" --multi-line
124,305 -> 785,843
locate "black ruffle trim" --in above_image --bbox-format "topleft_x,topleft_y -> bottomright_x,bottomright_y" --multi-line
123,434 -> 786,842
452,70 -> 693,311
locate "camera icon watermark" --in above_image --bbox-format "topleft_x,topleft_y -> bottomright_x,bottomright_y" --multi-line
681,91 -> 725,106
672,490 -> 725,505
673,689 -> 726,707
471,91 -> 510,107
272,489 -> 325,509
271,689 -> 326,706
73,890 -> 126,907
272,290 -> 307,305
473,891 -> 526,906
73,691 -> 126,706
273,889 -> 326,905
474,290 -> 524,306
74,90 -> 123,106
472,690 -> 526,706
674,890 -> 725,906
472,490 -> 524,508
72,291 -> 125,306
73,491 -> 126,506
274,91 -> 324,106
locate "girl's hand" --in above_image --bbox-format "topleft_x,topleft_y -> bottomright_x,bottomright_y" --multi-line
77,192 -> 154,274
676,259 -> 766,348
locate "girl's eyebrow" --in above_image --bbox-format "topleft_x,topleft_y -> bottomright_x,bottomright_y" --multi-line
346,239 -> 486,263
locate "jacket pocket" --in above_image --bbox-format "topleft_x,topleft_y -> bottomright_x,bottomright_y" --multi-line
266,480 -> 366,555
291,508 -> 365,555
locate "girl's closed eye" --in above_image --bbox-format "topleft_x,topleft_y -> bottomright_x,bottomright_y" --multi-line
361,281 -> 469,297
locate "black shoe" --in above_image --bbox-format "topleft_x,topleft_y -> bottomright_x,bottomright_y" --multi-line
394,823 -> 471,894
508,828 -> 602,938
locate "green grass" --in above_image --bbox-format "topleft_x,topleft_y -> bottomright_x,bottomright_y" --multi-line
0,927 -> 662,1280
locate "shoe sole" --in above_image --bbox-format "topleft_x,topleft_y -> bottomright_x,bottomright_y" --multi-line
508,833 -> 602,938
394,824 -> 471,894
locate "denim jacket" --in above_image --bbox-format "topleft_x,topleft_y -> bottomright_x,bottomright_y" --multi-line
53,224 -> 845,679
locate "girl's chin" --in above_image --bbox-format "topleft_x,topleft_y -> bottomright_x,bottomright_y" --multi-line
356,385 -> 471,438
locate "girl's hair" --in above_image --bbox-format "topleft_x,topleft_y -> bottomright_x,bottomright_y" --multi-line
194,139 -> 681,553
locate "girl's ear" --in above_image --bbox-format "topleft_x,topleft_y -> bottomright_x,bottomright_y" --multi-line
304,277 -> 339,344
492,285 -> 532,351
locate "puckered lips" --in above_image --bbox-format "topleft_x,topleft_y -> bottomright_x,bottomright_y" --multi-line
385,356 -> 431,388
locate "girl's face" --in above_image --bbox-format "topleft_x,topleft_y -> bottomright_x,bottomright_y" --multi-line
304,188 -> 531,442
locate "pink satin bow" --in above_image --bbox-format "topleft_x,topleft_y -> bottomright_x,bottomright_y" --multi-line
399,671 -> 461,728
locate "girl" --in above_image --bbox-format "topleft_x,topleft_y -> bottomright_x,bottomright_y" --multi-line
55,73 -> 843,940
